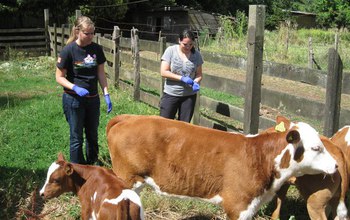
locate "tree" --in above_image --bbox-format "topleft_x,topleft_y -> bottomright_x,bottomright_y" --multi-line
311,0 -> 350,28
80,0 -> 127,22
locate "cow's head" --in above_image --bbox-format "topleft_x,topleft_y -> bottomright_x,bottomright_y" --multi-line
40,153 -> 75,199
274,118 -> 338,177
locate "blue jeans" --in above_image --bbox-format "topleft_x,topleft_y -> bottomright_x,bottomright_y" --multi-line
62,93 -> 100,164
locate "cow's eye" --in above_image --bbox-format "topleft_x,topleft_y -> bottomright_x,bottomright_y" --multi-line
311,146 -> 321,152
52,178 -> 60,184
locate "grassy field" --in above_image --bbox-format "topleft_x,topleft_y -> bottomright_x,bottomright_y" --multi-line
202,26 -> 350,72
0,55 -> 157,219
0,55 -> 311,219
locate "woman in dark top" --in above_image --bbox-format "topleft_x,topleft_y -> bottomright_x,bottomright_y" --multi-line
55,16 -> 112,164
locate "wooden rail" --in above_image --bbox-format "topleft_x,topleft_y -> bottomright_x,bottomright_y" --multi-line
45,16 -> 348,134
0,28 -> 48,58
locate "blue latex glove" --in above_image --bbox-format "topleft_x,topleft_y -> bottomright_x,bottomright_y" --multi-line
72,85 -> 89,97
180,76 -> 194,86
192,82 -> 200,92
104,94 -> 112,113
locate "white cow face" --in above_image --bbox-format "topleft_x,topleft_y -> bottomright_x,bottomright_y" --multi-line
277,122 -> 337,177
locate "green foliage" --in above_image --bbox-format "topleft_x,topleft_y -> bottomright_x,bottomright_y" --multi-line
234,10 -> 248,39
203,24 -> 350,71
311,0 -> 350,28
203,13 -> 248,57
80,0 -> 128,22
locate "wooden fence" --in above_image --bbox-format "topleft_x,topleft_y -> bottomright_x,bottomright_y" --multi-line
47,20 -> 350,136
0,28 -> 49,58
0,9 -> 50,59
44,6 -> 347,135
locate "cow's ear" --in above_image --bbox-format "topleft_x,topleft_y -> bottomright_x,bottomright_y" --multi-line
276,116 -> 291,129
64,163 -> 74,176
286,130 -> 300,144
57,152 -> 66,161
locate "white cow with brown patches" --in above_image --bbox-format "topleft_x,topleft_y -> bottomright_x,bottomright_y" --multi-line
40,153 -> 144,220
270,116 -> 349,220
106,114 -> 338,220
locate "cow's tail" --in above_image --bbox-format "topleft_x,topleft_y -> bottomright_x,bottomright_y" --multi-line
106,114 -> 134,135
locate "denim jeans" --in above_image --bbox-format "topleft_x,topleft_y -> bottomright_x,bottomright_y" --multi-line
62,93 -> 100,164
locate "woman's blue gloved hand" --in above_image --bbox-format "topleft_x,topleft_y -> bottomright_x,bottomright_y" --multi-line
104,94 -> 112,113
192,82 -> 200,92
180,76 -> 194,86
72,85 -> 89,97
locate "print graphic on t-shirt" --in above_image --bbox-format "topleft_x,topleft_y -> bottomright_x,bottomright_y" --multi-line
171,58 -> 195,77
74,54 -> 98,69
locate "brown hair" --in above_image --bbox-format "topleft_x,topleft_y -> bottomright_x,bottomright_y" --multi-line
179,29 -> 196,54
66,16 -> 95,45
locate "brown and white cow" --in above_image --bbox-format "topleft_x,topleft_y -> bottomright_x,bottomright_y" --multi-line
40,153 -> 144,220
269,116 -> 348,220
106,114 -> 338,220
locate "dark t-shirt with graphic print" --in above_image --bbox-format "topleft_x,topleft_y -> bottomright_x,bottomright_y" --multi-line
57,41 -> 106,96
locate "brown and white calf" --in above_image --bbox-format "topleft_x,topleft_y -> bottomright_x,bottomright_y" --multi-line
40,153 -> 144,220
106,114 -> 338,220
268,116 -> 348,220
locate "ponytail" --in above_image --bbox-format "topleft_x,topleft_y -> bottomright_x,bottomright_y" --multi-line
66,16 -> 95,45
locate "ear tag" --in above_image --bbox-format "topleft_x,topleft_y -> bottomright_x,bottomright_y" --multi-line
275,121 -> 286,132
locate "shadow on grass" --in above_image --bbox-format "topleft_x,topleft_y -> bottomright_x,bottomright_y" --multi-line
0,93 -> 39,110
0,166 -> 47,219
262,194 -> 310,220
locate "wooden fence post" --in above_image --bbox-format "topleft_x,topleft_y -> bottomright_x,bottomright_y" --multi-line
112,26 -> 120,89
61,24 -> 66,50
44,9 -> 50,56
159,37 -> 166,98
243,5 -> 265,134
323,48 -> 343,137
192,92 -> 201,125
131,28 -> 140,101
192,33 -> 201,125
308,37 -> 313,69
53,23 -> 58,58
76,10 -> 81,18
335,32 -> 339,52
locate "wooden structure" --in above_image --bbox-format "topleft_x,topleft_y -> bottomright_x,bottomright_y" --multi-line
128,5 -> 220,42
47,20 -> 349,134
290,11 -> 317,29
3,8 -> 346,135
244,5 -> 265,134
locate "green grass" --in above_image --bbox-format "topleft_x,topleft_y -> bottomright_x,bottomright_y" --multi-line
202,27 -> 350,71
0,56 -> 158,219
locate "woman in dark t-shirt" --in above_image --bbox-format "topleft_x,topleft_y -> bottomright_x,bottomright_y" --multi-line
55,16 -> 112,165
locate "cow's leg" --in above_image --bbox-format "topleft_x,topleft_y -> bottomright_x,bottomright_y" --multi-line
306,192 -> 330,220
296,174 -> 339,220
129,201 -> 142,220
221,194 -> 250,220
328,189 -> 341,220
271,183 -> 290,220
80,202 -> 92,220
